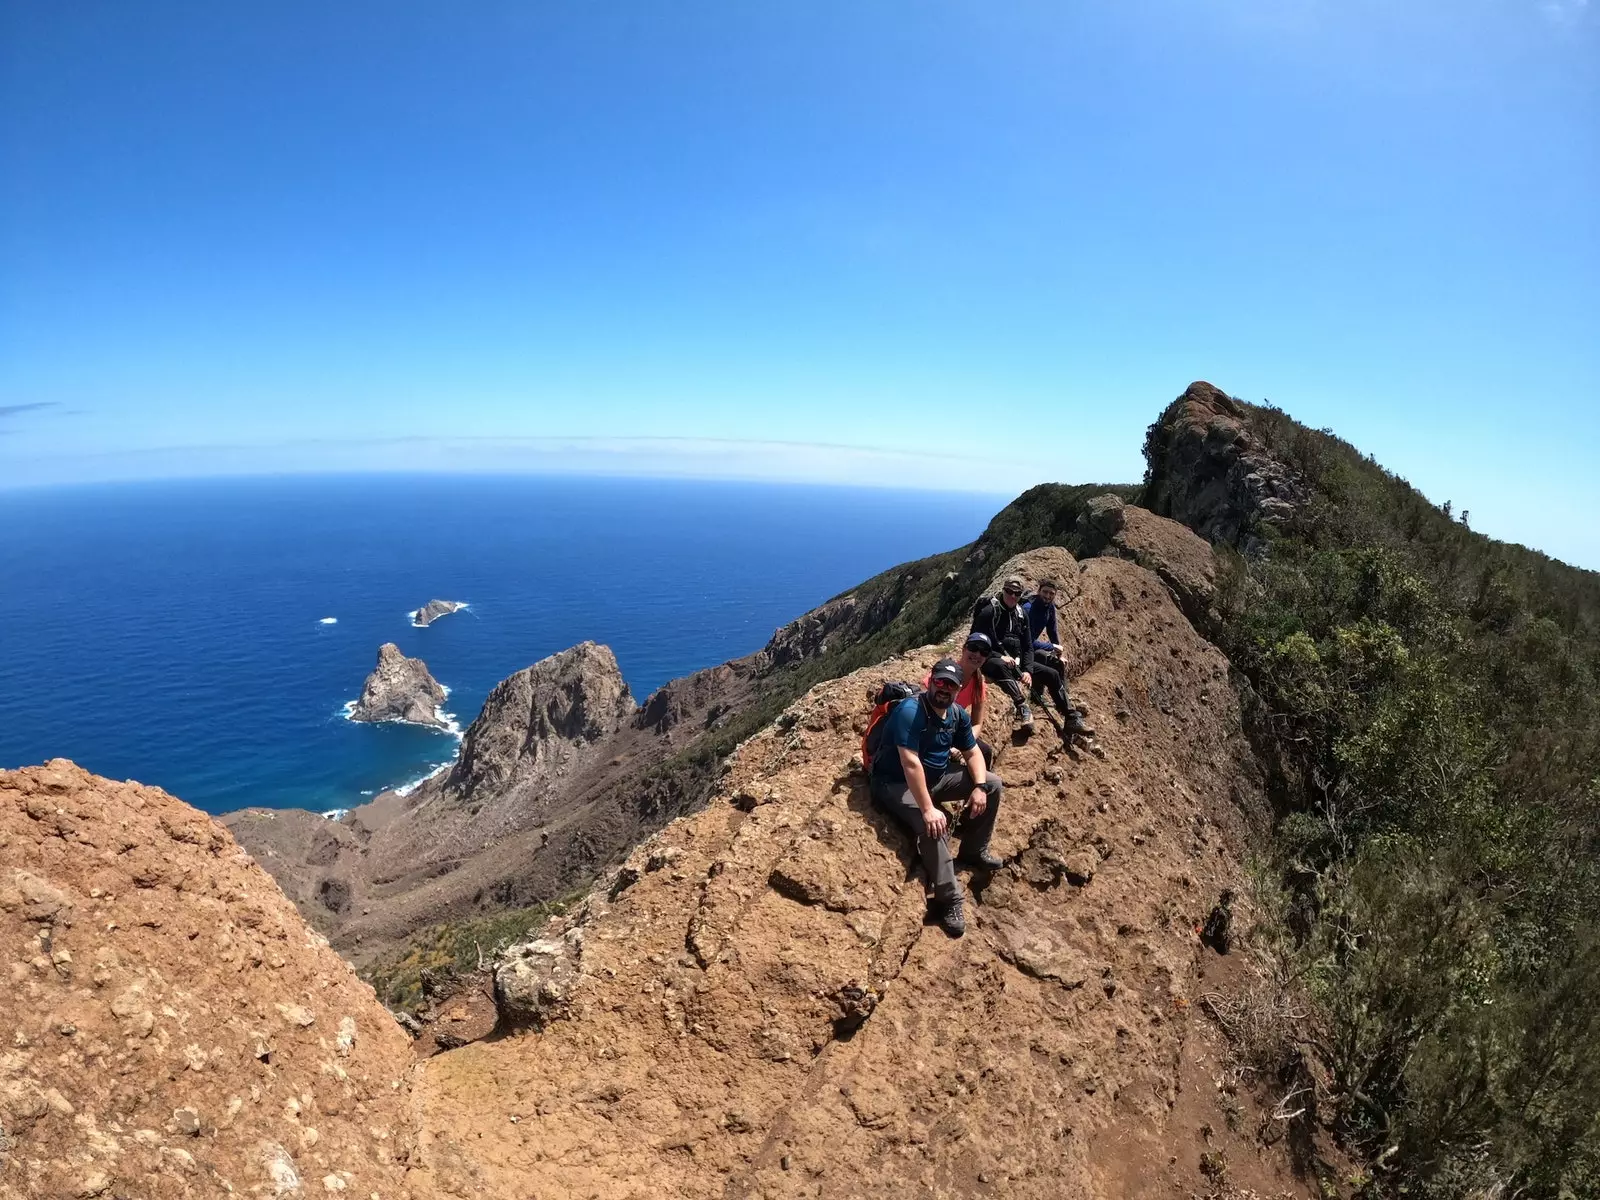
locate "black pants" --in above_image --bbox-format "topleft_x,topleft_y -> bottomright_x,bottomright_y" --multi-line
980,656 -> 1029,709
1029,649 -> 1072,714
870,764 -> 1003,902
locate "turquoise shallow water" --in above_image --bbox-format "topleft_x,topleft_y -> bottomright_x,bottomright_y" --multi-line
0,474 -> 1001,814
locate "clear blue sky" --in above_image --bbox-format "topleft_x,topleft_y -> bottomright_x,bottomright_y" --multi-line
2,2 -> 1596,566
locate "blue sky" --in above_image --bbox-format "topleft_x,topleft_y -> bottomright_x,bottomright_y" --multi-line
2,1 -> 1596,565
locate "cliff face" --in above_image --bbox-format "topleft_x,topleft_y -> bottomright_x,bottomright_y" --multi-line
445,641 -> 634,802
226,639 -> 764,965
0,762 -> 420,1200
349,642 -> 450,729
409,544 -> 1299,1198
1142,381 -> 1308,556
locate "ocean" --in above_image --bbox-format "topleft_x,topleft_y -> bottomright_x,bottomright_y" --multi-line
0,474 -> 1002,814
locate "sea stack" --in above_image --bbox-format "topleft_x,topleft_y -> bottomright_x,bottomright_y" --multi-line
412,599 -> 466,627
350,643 -> 450,729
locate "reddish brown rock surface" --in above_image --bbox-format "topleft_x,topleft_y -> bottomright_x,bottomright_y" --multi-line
409,550 -> 1308,1199
0,762 -> 421,1200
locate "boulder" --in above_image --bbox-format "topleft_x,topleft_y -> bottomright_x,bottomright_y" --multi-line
493,932 -> 583,1028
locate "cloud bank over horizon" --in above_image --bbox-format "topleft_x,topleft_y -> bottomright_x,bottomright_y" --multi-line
0,433 -> 1024,496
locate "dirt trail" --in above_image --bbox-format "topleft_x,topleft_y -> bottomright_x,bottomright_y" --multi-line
410,549 -> 1307,1199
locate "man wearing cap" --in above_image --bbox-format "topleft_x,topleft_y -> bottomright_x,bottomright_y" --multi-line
870,657 -> 1004,937
970,576 -> 1037,733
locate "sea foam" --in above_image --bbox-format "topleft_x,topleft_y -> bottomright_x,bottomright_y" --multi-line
319,617 -> 338,625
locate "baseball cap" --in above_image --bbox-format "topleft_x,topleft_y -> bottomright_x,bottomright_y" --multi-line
929,658 -> 964,687
963,631 -> 993,652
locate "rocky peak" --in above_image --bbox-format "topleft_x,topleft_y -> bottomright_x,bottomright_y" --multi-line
446,641 -> 635,802
348,640 -> 448,732
349,642 -> 449,729
1142,380 -> 1308,555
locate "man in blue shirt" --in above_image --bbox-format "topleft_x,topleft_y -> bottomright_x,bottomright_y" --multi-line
1023,578 -> 1092,739
869,657 -> 1004,937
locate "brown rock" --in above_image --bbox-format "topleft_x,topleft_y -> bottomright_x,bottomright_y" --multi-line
0,761 -> 417,1200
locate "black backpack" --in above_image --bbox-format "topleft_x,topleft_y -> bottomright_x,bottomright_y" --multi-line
862,682 -> 922,765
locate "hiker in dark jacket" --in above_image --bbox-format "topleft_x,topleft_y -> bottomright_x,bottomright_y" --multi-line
870,657 -> 1003,938
970,576 -> 1037,732
1024,578 -> 1092,738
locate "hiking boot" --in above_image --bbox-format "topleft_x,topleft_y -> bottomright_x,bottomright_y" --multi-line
931,895 -> 966,938
1015,701 -> 1035,732
1062,710 -> 1095,739
957,844 -> 1004,871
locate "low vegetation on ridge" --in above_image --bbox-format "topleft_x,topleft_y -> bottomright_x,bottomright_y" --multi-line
1171,401 -> 1600,1198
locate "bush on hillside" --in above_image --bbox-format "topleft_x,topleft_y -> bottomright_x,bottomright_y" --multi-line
1182,401 -> 1600,1196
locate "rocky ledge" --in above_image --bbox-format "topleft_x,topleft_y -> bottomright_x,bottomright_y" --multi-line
412,599 -> 465,627
349,642 -> 450,730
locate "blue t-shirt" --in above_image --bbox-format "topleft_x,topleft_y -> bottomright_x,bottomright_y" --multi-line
1024,597 -> 1059,648
873,695 -> 977,782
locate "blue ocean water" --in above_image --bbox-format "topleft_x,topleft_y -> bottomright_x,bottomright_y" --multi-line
0,475 -> 1001,814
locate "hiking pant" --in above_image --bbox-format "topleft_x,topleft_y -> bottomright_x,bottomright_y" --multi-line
980,656 -> 1030,711
870,764 -> 1003,903
1029,649 -> 1072,714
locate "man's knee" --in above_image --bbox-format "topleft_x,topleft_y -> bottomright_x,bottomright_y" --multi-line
980,771 -> 1003,799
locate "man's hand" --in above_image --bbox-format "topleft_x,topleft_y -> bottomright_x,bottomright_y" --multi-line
1021,671 -> 1032,688
921,805 -> 949,840
968,787 -> 987,818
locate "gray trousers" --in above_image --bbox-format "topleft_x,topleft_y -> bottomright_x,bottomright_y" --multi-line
871,763 -> 1003,902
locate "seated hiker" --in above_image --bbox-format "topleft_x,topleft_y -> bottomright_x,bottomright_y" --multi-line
970,575 -> 1036,733
870,657 -> 1004,938
1024,578 -> 1092,738
925,632 -> 996,769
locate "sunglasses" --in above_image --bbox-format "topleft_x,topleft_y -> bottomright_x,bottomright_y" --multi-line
1003,589 -> 1023,597
964,644 -> 991,657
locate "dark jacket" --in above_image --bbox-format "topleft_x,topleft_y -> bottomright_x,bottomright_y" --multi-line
971,593 -> 1034,675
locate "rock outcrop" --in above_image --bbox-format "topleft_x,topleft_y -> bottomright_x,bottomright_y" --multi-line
411,548 -> 1298,1198
411,600 -> 465,627
227,641 -> 762,964
1142,381 -> 1309,555
1079,492 -> 1219,627
349,643 -> 450,730
446,642 -> 633,803
759,593 -> 860,671
0,761 -> 420,1200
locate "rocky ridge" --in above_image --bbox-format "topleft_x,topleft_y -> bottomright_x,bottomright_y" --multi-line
0,762 -> 421,1200
349,643 -> 451,731
410,538 -> 1302,1198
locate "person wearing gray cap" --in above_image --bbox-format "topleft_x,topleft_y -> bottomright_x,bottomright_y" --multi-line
970,575 -> 1036,733
868,656 -> 1004,937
